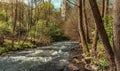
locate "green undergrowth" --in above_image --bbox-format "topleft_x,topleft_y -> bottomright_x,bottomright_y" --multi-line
0,39 -> 36,56
92,42 -> 109,70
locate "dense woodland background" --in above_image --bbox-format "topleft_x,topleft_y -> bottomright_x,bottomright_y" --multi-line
0,0 -> 120,71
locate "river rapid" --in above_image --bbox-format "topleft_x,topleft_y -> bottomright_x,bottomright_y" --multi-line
0,41 -> 80,71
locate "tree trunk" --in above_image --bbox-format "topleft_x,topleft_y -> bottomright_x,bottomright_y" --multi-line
102,0 -> 105,17
92,26 -> 98,57
105,0 -> 109,25
89,0 -> 116,70
77,0 -> 89,54
92,0 -> 105,56
12,0 -> 18,48
83,0 -> 90,43
0,36 -> 4,46
113,0 -> 120,71
105,0 -> 109,15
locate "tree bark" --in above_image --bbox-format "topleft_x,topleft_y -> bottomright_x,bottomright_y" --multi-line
105,0 -> 109,25
105,0 -> 109,15
113,0 -> 120,71
83,0 -> 90,43
0,36 -> 4,46
89,0 -> 116,70
92,26 -> 98,55
102,0 -> 105,17
77,0 -> 89,54
12,0 -> 18,48
92,0 -> 105,56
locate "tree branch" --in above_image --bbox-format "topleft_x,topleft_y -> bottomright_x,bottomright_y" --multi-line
66,0 -> 79,7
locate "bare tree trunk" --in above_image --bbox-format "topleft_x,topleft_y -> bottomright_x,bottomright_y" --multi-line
89,0 -> 116,70
105,0 -> 109,25
92,0 -> 105,56
0,36 -> 4,46
105,0 -> 109,15
102,0 -> 105,17
12,0 -> 18,48
113,0 -> 120,71
77,0 -> 89,54
83,0 -> 90,43
92,26 -> 98,57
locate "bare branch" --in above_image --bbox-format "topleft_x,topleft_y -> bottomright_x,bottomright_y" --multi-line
66,0 -> 79,7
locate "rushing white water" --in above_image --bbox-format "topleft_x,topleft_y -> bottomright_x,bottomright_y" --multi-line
0,41 -> 79,71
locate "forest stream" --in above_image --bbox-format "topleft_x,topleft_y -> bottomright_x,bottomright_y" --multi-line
0,41 -> 80,71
